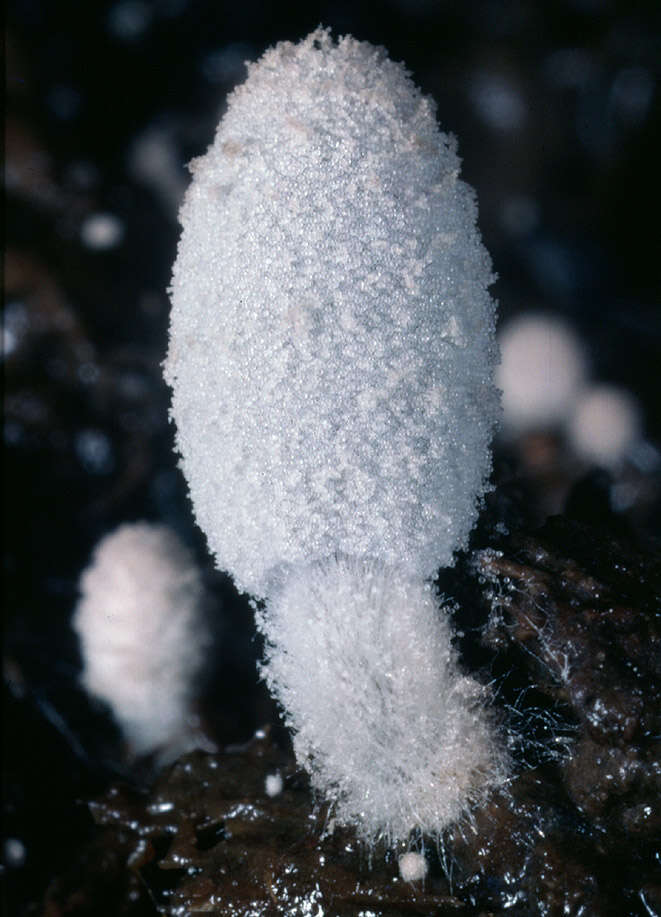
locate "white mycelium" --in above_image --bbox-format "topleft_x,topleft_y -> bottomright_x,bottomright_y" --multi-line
74,522 -> 208,759
166,28 -> 505,844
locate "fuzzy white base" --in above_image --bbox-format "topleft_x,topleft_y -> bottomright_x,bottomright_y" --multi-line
258,556 -> 508,845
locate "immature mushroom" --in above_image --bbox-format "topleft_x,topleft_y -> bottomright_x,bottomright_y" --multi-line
165,28 -> 507,845
74,522 -> 210,762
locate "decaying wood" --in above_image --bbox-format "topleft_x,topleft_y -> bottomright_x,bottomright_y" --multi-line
44,518 -> 661,916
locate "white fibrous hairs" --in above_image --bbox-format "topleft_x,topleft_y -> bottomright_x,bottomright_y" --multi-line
165,28 -> 507,844
73,522 -> 209,760
258,557 -> 507,845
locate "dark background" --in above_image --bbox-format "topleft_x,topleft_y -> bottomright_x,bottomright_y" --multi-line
4,0 -> 661,913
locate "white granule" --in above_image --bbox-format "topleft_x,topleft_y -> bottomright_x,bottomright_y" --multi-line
73,522 -> 208,758
80,212 -> 124,249
398,851 -> 428,882
165,27 -> 499,599
264,773 -> 284,797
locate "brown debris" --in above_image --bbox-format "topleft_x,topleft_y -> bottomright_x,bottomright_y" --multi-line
87,734 -> 464,916
42,519 -> 661,915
